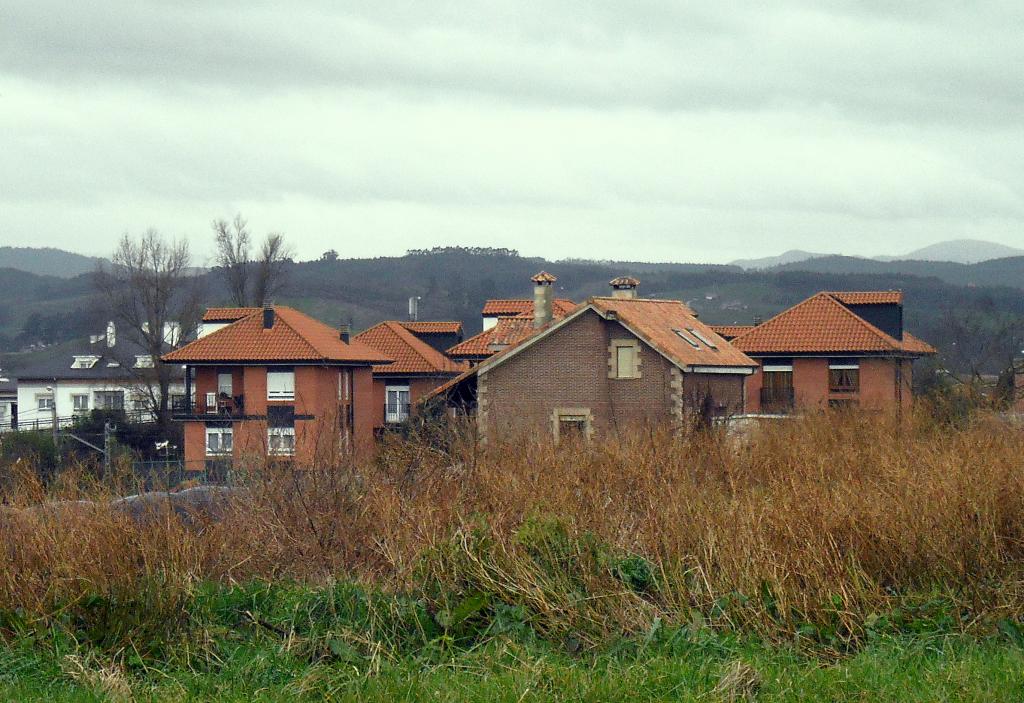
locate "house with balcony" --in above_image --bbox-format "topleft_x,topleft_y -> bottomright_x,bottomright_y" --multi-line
162,305 -> 392,472
712,291 -> 936,414
10,322 -> 185,431
434,274 -> 757,441
353,321 -> 466,428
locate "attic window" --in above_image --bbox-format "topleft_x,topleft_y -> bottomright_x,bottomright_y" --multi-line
71,355 -> 100,369
673,329 -> 699,348
134,355 -> 154,368
687,328 -> 718,349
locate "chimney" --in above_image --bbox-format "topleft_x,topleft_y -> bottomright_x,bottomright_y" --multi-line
753,315 -> 763,326
531,271 -> 556,328
106,321 -> 116,348
339,323 -> 351,343
609,276 -> 640,299
263,305 -> 275,329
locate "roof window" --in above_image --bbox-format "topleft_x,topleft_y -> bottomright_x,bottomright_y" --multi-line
687,328 -> 718,349
71,355 -> 100,369
673,329 -> 699,348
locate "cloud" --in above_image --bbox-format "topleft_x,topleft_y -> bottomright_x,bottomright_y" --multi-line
0,1 -> 1022,262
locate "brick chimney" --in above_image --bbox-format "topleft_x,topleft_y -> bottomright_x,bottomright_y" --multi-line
263,305 -> 275,329
531,271 -> 557,328
339,323 -> 351,343
609,276 -> 639,299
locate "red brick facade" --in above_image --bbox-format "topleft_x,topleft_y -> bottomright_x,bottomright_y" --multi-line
477,309 -> 746,441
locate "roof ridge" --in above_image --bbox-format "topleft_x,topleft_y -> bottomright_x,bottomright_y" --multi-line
384,320 -> 457,371
816,294 -> 903,349
273,307 -> 331,359
732,293 -> 901,350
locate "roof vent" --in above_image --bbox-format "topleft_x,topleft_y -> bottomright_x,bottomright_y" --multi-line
263,306 -> 275,329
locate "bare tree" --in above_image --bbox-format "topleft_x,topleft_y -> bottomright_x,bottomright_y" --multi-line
253,232 -> 292,307
95,230 -> 204,423
211,213 -> 293,307
212,214 -> 251,307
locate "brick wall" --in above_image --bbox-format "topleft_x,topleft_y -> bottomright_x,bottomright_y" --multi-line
480,309 -> 745,441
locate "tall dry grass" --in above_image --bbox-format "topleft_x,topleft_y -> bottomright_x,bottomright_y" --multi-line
3,407 -> 1024,649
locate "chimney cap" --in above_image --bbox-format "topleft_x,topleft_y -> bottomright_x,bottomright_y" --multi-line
609,276 -> 640,288
531,271 -> 557,284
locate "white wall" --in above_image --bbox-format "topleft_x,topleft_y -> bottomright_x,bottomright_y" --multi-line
198,322 -> 229,338
14,379 -> 186,430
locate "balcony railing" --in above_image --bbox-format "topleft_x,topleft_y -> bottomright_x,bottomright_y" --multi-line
760,387 -> 795,414
385,402 -> 411,424
172,393 -> 245,419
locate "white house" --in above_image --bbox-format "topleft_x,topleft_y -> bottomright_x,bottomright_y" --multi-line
10,322 -> 186,431
0,370 -> 16,430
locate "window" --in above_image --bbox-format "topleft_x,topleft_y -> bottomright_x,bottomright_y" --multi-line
134,355 -> 154,369
828,359 -> 860,392
268,427 -> 296,455
217,372 -> 233,396
760,360 -> 794,411
205,426 -> 233,455
94,391 -> 125,410
687,328 -> 718,349
552,408 -> 592,442
673,329 -> 699,348
71,355 -> 99,369
37,395 -> 54,411
72,394 -> 89,413
609,340 -> 640,379
386,385 -> 411,423
267,370 -> 295,400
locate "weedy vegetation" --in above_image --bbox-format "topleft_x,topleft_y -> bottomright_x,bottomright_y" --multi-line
3,406 -> 1024,700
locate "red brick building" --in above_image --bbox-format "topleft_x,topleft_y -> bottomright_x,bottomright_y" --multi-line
713,291 -> 936,414
437,274 -> 757,441
162,306 -> 391,472
353,320 -> 466,428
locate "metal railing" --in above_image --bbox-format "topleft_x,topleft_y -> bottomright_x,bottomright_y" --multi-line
0,409 -> 155,433
760,387 -> 795,413
384,402 -> 412,424
171,394 -> 245,419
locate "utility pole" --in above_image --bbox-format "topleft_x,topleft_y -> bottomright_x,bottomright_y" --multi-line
47,383 -> 59,465
103,421 -> 114,478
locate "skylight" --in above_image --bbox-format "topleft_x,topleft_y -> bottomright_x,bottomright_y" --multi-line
673,329 -> 699,348
688,328 -> 718,349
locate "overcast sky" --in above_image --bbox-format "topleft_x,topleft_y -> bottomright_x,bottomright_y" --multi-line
2,1 -> 1023,264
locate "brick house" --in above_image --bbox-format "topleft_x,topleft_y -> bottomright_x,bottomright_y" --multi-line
712,291 -> 936,414
398,321 -> 464,356
448,284 -> 576,365
162,306 -> 392,472
436,274 -> 757,441
353,320 -> 466,428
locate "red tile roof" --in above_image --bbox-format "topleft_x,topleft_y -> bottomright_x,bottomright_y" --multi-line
828,291 -> 903,305
449,302 -> 580,359
399,321 -> 463,335
710,325 -> 755,340
202,307 -> 259,322
355,321 -> 466,375
531,271 -> 557,283
588,298 -> 756,369
481,299 -> 576,316
446,328 -> 495,358
164,306 -> 392,364
730,293 -> 934,355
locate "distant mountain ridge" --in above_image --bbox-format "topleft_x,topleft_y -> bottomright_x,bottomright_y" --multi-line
731,239 -> 1024,269
0,247 -> 107,278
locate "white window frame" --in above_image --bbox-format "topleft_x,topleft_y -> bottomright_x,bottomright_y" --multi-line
72,394 -> 89,413
217,372 -> 233,396
609,339 -> 641,379
268,426 -> 296,456
37,395 -> 55,411
134,355 -> 154,369
385,384 -> 411,423
205,426 -> 233,456
71,355 -> 100,369
267,370 -> 295,400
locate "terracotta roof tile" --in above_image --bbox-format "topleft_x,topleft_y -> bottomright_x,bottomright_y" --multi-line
399,321 -> 463,334
710,325 -> 755,340
828,291 -> 903,305
355,321 -> 466,375
589,298 -> 756,369
446,328 -> 496,358
202,307 -> 259,322
531,271 -> 557,283
450,301 -> 579,358
731,293 -> 933,355
481,299 -> 576,316
164,306 -> 392,364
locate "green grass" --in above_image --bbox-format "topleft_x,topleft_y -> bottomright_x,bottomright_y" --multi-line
2,581 -> 1024,702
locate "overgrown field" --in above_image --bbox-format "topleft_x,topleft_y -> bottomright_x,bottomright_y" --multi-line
3,409 -> 1024,699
